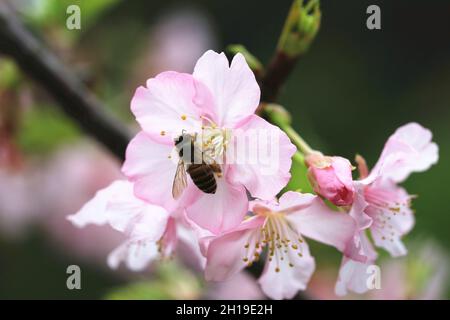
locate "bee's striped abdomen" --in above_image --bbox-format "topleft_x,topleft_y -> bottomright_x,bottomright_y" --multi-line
187,164 -> 217,194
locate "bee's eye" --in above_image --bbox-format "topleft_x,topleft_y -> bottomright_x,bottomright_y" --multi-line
175,136 -> 183,145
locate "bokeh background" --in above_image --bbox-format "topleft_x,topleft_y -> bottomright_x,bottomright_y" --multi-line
0,0 -> 449,299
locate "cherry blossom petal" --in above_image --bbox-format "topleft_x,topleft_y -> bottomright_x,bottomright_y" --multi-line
335,258 -> 373,296
186,176 -> 248,234
349,183 -> 372,230
105,183 -> 170,240
227,115 -> 296,200
371,212 -> 414,257
204,216 -> 266,281
67,180 -> 126,228
193,51 -> 260,127
342,185 -> 374,262
107,239 -> 159,271
275,191 -> 317,211
371,122 -> 438,183
122,131 -> 199,211
176,220 -> 207,270
131,71 -> 215,138
364,180 -> 414,257
285,193 -> 356,252
335,232 -> 378,296
258,240 -> 315,300
159,217 -> 178,257
181,211 -> 216,257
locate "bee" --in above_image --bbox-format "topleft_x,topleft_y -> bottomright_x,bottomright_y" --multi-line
172,132 -> 222,199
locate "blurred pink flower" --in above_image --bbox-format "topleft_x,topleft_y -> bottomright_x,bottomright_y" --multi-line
40,143 -> 124,263
148,10 -> 217,74
313,241 -> 448,300
0,168 -> 41,238
336,122 -> 439,296
203,191 -> 356,300
306,153 -> 355,206
370,241 -> 448,300
68,180 -> 205,271
0,142 -> 126,263
123,50 -> 295,234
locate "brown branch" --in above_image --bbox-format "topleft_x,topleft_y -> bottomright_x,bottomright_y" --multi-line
260,51 -> 299,103
0,3 -> 132,160
258,0 -> 320,107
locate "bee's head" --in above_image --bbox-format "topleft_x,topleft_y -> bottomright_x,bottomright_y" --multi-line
174,135 -> 184,146
174,131 -> 192,146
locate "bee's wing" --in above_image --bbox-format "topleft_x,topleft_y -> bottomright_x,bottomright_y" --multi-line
172,160 -> 188,199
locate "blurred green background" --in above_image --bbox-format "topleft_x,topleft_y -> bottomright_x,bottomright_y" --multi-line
0,0 -> 449,299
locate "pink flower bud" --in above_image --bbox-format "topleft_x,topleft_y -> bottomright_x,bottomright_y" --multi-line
306,153 -> 355,206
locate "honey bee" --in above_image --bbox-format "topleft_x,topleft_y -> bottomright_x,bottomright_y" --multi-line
172,132 -> 222,199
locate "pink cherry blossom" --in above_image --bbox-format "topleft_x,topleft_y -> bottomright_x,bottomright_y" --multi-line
123,50 -> 295,234
368,122 -> 439,183
335,122 -> 438,296
68,180 -> 204,271
203,191 -> 356,300
358,123 -> 438,257
306,153 -> 355,206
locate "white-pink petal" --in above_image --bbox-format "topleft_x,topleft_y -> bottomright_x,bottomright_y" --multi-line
335,232 -> 378,296
193,50 -> 260,128
258,240 -> 315,300
285,194 -> 356,252
175,219 -> 207,270
370,122 -> 438,183
335,258 -> 373,296
122,131 -> 199,211
227,115 -> 295,200
67,180 -> 130,228
186,176 -> 248,234
107,239 -> 159,271
205,216 -> 265,281
131,71 -> 214,138
68,179 -> 171,271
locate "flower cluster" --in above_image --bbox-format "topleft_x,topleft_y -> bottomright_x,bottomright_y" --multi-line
69,50 -> 438,299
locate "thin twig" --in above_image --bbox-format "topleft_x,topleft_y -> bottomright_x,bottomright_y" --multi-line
0,3 -> 132,160
260,51 -> 299,103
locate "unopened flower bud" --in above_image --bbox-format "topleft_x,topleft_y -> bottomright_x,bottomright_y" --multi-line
277,0 -> 321,58
306,152 -> 355,206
